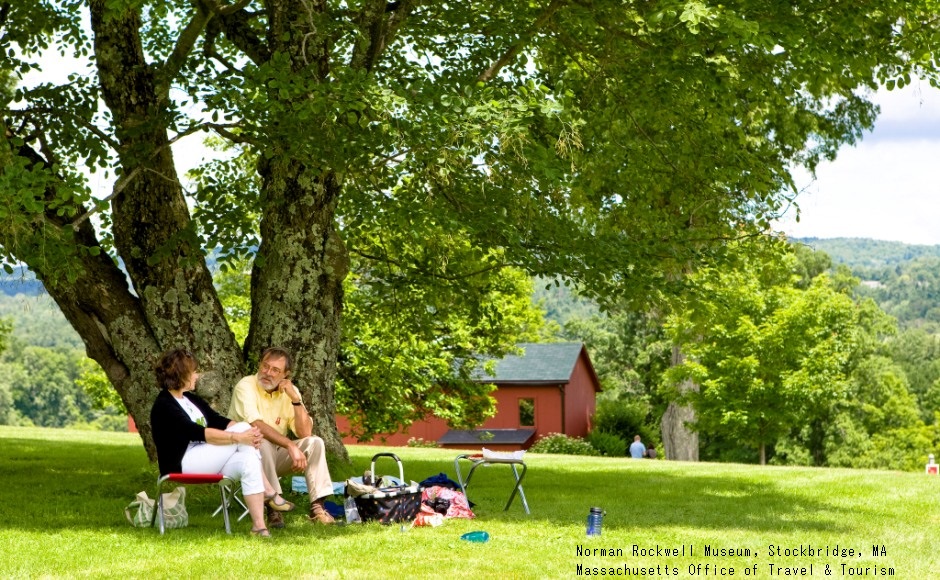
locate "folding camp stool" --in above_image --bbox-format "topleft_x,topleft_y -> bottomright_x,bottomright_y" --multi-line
150,473 -> 237,534
454,454 -> 530,514
212,478 -> 250,522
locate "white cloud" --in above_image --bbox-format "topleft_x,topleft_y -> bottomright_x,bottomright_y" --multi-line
777,82 -> 940,245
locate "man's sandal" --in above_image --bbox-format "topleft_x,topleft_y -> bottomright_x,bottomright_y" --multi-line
250,527 -> 271,538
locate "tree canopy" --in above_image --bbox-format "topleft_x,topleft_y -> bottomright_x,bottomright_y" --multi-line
664,241 -> 895,463
2,0 -> 938,459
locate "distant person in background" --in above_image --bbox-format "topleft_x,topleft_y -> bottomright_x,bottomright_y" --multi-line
629,435 -> 645,459
645,445 -> 657,459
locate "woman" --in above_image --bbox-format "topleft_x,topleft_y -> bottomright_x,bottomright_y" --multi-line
150,348 -> 294,537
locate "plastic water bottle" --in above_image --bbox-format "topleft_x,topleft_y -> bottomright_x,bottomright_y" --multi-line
460,531 -> 489,543
586,507 -> 604,536
344,496 -> 361,524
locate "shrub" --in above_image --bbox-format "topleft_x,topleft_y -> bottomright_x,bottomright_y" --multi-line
406,437 -> 438,448
592,400 -> 657,447
588,430 -> 627,457
529,433 -> 600,456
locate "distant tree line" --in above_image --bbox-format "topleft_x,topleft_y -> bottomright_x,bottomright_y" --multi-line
795,237 -> 940,270
0,294 -> 124,430
5,237 -> 940,471
549,239 -> 940,471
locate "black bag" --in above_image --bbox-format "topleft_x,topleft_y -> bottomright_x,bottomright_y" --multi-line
353,453 -> 422,524
425,497 -> 451,515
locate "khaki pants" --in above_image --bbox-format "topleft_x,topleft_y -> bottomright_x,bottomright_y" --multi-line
260,436 -> 333,500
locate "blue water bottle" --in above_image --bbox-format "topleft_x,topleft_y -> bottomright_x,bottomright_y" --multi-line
586,507 -> 603,537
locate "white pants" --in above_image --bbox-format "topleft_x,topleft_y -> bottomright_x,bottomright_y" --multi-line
181,422 -> 265,496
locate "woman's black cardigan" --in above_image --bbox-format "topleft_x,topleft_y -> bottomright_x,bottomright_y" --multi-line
150,389 -> 231,476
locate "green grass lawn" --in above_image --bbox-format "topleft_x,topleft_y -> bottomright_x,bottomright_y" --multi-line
1,426 -> 937,578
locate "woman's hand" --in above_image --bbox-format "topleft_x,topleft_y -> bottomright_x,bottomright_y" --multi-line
249,426 -> 264,449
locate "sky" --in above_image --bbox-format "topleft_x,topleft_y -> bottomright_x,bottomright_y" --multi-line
776,82 -> 940,246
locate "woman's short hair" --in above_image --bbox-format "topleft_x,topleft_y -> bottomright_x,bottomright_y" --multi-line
260,346 -> 293,377
155,348 -> 198,391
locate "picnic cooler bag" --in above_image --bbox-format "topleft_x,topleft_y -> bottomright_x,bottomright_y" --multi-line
353,453 -> 422,524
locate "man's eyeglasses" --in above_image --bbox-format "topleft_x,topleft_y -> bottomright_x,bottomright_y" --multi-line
261,362 -> 285,375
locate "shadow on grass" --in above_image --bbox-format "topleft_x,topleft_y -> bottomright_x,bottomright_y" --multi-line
0,436 -> 857,537
0,436 -> 376,538
342,449 -> 858,536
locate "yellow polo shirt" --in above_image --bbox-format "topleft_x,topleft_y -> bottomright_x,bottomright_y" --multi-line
228,375 -> 296,437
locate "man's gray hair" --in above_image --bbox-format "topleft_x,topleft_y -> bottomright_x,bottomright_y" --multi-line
260,346 -> 294,376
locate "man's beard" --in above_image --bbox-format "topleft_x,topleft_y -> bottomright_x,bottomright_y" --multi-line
259,376 -> 278,392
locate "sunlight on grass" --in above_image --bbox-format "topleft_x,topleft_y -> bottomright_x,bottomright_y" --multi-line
2,426 -> 938,578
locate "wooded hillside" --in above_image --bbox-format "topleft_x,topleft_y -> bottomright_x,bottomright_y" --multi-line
795,237 -> 940,332
795,237 -> 940,269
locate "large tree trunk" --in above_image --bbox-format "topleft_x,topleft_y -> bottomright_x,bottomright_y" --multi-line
245,161 -> 349,461
236,3 -> 351,461
89,0 -> 243,402
5,0 -> 398,465
2,1 -> 251,461
661,345 -> 699,461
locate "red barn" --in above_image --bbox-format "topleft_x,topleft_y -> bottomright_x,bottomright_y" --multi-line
336,342 -> 601,451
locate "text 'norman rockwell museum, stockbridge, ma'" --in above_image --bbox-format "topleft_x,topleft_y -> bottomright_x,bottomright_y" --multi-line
574,543 -> 896,576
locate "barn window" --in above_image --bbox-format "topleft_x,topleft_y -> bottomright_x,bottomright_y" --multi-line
519,398 -> 535,427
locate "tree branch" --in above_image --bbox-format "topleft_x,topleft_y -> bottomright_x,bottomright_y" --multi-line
212,4 -> 270,65
69,165 -> 144,229
0,3 -> 10,31
205,121 -> 252,144
36,128 -> 56,168
369,147 -> 410,169
161,0 -> 261,93
69,121 -> 245,228
204,0 -> 253,16
350,247 -> 508,281
4,107 -> 121,152
157,5 -> 212,96
349,0 -> 419,71
477,0 -> 565,83
203,23 -> 241,74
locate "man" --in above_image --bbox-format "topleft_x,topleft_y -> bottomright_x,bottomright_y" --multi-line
629,435 -> 645,459
229,346 -> 335,527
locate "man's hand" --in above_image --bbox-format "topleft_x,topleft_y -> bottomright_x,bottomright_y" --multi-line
287,442 -> 308,471
281,378 -> 314,438
279,379 -> 302,404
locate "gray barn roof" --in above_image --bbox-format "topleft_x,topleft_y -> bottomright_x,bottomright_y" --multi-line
438,428 -> 536,446
474,342 -> 585,384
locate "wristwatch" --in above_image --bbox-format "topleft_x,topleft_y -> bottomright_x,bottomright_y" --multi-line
291,400 -> 302,406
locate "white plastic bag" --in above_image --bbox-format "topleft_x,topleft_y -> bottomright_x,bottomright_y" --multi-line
344,495 -> 361,524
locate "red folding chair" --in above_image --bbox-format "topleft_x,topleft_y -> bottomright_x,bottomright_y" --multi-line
150,473 -> 234,534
